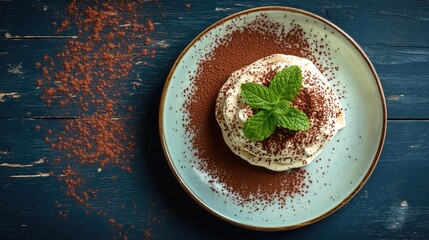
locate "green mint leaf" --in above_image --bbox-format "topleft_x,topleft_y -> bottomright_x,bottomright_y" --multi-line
269,65 -> 302,101
240,65 -> 310,142
274,100 -> 291,110
241,83 -> 278,110
273,105 -> 310,131
243,110 -> 276,142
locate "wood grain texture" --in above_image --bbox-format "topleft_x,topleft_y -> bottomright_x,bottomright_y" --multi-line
0,0 -> 428,239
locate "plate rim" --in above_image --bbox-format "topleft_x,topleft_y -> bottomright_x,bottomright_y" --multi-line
159,6 -> 387,231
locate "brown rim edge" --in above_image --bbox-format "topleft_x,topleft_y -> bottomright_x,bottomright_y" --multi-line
158,6 -> 387,231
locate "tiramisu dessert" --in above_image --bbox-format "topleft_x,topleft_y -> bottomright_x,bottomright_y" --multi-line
215,54 -> 346,171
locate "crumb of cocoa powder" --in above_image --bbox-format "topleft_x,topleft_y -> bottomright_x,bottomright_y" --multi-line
144,229 -> 153,239
147,19 -> 154,31
36,79 -> 43,87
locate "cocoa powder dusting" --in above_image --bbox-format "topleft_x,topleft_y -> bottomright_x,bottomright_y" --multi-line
37,0 -> 163,238
184,16 -> 339,207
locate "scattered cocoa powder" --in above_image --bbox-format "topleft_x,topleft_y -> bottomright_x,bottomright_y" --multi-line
37,0 -> 164,238
39,0 -> 148,201
183,14 -> 339,208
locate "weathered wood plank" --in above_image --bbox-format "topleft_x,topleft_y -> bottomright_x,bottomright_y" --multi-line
1,0 -> 428,44
0,37 -> 176,118
0,119 -> 428,239
0,0 -> 67,35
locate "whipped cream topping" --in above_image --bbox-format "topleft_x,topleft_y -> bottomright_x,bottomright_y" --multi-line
215,54 -> 346,171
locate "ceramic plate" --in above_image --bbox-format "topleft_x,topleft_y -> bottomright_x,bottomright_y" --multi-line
159,7 -> 386,230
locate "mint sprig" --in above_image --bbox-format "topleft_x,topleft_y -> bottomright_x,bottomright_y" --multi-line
241,65 -> 310,142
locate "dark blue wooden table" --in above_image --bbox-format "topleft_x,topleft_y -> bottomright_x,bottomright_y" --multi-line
1,1 -> 428,239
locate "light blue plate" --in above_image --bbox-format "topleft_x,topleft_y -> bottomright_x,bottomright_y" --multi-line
159,7 -> 386,230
